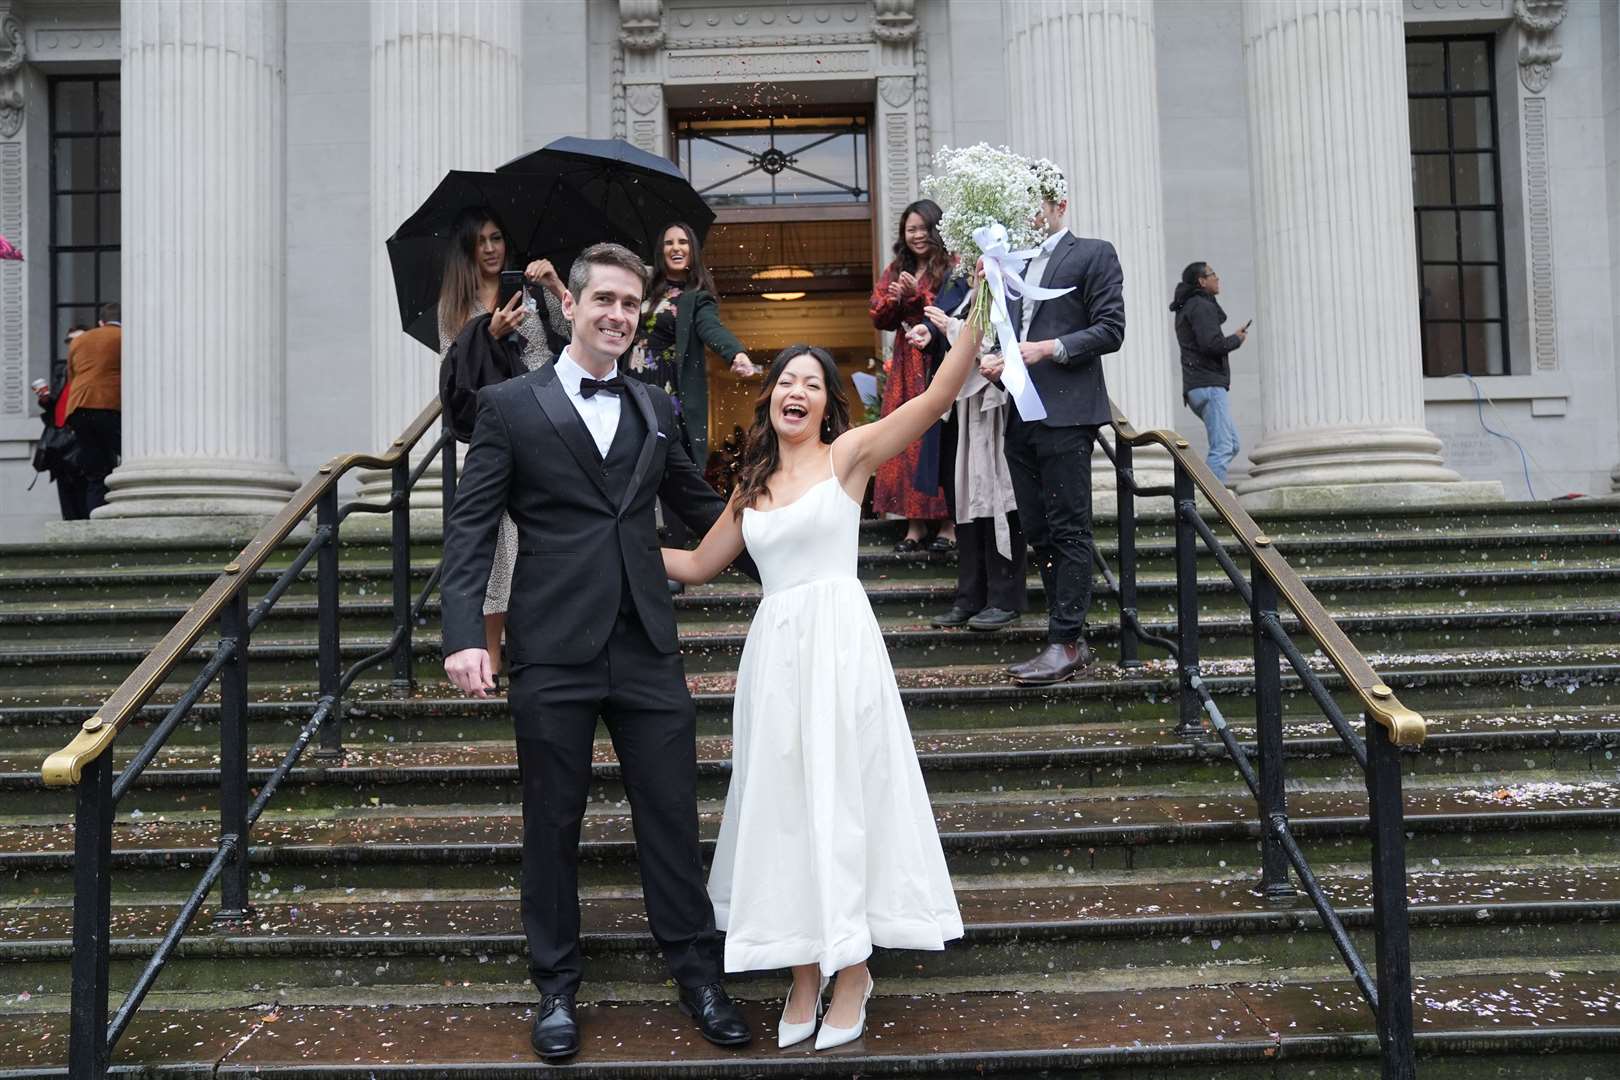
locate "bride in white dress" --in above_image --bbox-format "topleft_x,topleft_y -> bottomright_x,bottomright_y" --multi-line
663,295 -> 985,1051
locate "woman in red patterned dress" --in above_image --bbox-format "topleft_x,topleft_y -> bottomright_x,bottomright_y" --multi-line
869,199 -> 958,552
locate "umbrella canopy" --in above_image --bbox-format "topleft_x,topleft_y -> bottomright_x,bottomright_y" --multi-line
496,137 -> 714,265
386,168 -> 633,352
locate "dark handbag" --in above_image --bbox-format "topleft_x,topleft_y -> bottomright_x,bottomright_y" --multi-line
32,421 -> 80,475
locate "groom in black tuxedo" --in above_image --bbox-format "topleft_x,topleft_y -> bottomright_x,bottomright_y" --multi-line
1002,172 -> 1126,685
440,243 -> 752,1060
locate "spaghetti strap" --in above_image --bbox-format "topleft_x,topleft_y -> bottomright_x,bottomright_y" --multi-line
827,445 -> 840,482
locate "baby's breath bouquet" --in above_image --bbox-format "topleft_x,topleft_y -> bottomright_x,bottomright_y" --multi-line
921,144 -> 1045,333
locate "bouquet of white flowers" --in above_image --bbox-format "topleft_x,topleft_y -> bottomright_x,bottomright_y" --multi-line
921,144 -> 1044,334
920,144 -> 1071,421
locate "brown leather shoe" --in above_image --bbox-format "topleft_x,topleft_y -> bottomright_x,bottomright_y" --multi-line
1010,642 -> 1093,685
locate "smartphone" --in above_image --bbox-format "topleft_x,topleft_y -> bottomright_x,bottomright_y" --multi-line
1240,319 -> 1253,332
496,269 -> 526,310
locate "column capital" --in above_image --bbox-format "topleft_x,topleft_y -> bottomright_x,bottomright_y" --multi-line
618,0 -> 663,52
0,11 -> 25,138
1514,0 -> 1567,92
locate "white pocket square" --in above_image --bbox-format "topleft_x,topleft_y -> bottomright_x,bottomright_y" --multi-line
656,431 -> 667,439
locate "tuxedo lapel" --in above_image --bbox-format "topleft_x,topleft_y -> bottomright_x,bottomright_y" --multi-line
618,378 -> 661,517
530,368 -> 614,506
1028,234 -> 1078,330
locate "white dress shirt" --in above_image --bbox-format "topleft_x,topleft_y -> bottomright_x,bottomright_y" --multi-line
553,349 -> 622,458
1020,229 -> 1070,361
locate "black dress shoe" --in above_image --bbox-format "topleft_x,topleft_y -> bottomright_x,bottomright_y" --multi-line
678,982 -> 753,1047
1010,642 -> 1094,685
967,607 -> 1020,631
932,605 -> 978,628
530,993 -> 579,1060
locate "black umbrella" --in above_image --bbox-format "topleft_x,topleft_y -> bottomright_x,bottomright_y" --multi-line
386,168 -> 634,351
496,137 -> 715,264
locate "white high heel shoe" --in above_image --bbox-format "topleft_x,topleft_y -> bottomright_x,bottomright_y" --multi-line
777,974 -> 829,1049
814,971 -> 873,1051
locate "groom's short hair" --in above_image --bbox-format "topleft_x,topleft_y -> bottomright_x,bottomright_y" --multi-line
567,243 -> 648,303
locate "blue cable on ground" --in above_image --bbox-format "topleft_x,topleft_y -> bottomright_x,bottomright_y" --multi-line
1448,372 -> 1538,501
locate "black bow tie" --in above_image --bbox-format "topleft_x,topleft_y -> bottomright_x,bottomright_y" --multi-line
578,376 -> 625,399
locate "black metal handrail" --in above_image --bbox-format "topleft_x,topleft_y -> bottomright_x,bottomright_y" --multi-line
40,400 -> 458,1080
1099,402 -> 1422,1079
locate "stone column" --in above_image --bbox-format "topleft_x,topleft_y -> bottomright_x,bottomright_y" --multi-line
615,0 -> 666,157
1002,0 -> 1179,501
94,0 -> 300,530
1235,0 -> 1500,509
360,0 -> 522,507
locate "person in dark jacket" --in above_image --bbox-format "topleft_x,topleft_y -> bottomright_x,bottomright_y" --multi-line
34,326 -> 92,520
623,222 -> 754,470
1171,262 -> 1248,484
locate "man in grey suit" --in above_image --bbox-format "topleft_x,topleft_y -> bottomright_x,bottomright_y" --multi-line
993,173 -> 1126,684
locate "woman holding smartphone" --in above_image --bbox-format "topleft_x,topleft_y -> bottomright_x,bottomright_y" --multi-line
437,205 -> 569,673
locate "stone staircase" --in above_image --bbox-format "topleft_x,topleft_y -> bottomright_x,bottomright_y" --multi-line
2,499 -> 1619,1077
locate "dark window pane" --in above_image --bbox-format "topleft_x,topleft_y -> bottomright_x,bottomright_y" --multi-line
1419,210 -> 1458,261
1412,155 -> 1450,204
1450,97 -> 1494,150
96,81 -> 120,132
1407,41 -> 1445,93
57,306 -> 97,347
1408,99 -> 1448,151
98,251 -> 120,300
1423,265 -> 1460,319
1424,322 -> 1463,376
99,193 -> 120,244
55,194 -> 98,245
98,136 -> 120,187
1463,322 -> 1505,375
1459,210 -> 1498,260
1453,153 -> 1496,204
1448,41 -> 1490,92
54,137 -> 97,189
54,81 -> 94,131
56,251 -> 97,304
1461,265 -> 1501,320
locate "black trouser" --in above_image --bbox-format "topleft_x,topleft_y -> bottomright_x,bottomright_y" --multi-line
954,513 -> 1028,613
54,472 -> 91,520
1004,415 -> 1097,644
509,612 -> 721,996
68,408 -> 121,512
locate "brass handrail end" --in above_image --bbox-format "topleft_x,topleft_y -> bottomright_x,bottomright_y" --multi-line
41,724 -> 118,787
1379,705 -> 1427,748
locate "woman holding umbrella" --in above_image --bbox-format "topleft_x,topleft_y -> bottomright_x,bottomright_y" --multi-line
623,222 -> 755,534
437,204 -> 569,672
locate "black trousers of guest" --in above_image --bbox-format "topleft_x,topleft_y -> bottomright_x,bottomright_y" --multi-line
509,611 -> 721,996
68,408 -> 121,512
54,473 -> 91,520
1004,414 -> 1098,644
954,514 -> 1028,613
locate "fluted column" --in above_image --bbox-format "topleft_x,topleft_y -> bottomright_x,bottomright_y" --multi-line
97,0 -> 299,521
361,0 -> 522,506
1003,0 -> 1178,497
1235,0 -> 1500,509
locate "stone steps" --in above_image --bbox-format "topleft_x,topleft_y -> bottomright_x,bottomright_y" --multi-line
3,973 -> 1618,1077
3,498 -> 1617,1074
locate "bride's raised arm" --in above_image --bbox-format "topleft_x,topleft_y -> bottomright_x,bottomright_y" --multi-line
663,488 -> 747,586
843,294 -> 985,477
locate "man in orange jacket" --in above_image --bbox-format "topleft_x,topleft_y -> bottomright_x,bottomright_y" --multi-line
63,302 -> 122,512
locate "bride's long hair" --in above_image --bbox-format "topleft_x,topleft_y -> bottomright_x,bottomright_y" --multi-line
732,345 -> 852,518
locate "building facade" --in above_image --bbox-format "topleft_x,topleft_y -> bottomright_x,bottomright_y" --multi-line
0,0 -> 1616,540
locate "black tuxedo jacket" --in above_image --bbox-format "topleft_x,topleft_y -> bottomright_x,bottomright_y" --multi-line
441,364 -> 734,667
1008,233 -> 1126,427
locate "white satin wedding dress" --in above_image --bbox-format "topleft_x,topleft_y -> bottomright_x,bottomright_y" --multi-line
707,453 -> 963,976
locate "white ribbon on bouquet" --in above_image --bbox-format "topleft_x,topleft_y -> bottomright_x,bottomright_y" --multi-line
972,223 -> 1074,423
